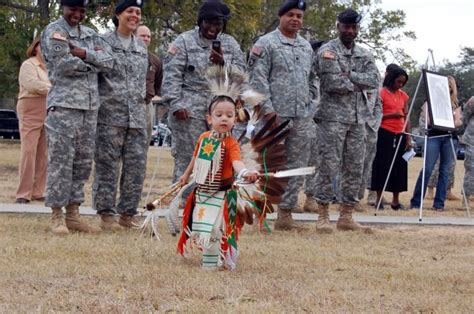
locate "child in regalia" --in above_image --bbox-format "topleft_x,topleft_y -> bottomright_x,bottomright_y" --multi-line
177,66 -> 259,270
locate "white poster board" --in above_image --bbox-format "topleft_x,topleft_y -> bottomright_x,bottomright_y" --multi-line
423,70 -> 455,131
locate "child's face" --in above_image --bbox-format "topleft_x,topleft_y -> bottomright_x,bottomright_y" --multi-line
207,100 -> 236,133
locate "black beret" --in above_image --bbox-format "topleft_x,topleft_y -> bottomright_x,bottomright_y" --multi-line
337,8 -> 362,24
278,0 -> 306,17
197,0 -> 231,25
115,0 -> 144,14
61,0 -> 89,6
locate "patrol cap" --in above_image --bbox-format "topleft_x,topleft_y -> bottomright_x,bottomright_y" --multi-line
197,0 -> 231,24
337,8 -> 362,24
61,0 -> 89,6
278,0 -> 306,17
115,0 -> 144,14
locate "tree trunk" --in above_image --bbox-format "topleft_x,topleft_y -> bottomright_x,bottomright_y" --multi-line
37,0 -> 50,24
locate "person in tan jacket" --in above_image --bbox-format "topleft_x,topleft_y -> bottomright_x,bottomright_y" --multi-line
15,36 -> 51,204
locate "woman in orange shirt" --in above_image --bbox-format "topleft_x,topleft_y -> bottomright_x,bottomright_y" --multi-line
371,66 -> 411,210
15,37 -> 51,204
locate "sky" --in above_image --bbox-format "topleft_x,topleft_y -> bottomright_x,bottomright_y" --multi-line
379,0 -> 474,66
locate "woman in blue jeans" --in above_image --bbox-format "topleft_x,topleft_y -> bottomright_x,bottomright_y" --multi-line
410,76 -> 462,211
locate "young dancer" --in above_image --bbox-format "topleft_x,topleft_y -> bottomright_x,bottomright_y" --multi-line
177,67 -> 259,270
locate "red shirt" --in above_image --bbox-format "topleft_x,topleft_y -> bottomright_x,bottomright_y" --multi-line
380,88 -> 409,134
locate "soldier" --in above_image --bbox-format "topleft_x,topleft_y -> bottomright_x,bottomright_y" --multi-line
93,0 -> 148,230
136,25 -> 163,144
462,97 -> 474,206
312,8 -> 380,233
300,39 -> 325,213
248,0 -> 318,230
161,0 -> 246,186
41,0 -> 113,235
355,89 -> 382,212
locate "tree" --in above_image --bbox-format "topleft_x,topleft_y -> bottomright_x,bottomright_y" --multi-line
0,0 -> 415,103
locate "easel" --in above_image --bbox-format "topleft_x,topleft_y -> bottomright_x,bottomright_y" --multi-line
374,49 -> 471,220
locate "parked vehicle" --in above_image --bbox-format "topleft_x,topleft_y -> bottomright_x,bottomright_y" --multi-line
0,109 -> 20,139
150,123 -> 172,146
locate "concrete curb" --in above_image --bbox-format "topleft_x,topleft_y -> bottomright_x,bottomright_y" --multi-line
1,203 -> 473,226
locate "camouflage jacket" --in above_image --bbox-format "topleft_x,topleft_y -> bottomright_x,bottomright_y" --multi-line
161,27 -> 246,119
248,28 -> 318,119
41,17 -> 113,110
462,98 -> 474,145
97,31 -> 148,129
367,89 -> 383,131
315,38 -> 380,124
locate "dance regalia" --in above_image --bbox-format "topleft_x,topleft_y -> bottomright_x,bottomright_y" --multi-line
177,130 -> 242,270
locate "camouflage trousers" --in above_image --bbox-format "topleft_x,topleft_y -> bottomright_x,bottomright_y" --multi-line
464,144 -> 474,196
304,123 -> 320,197
279,118 -> 316,210
168,116 -> 208,182
313,120 -> 366,205
93,124 -> 148,216
146,102 -> 154,145
359,125 -> 378,199
45,107 -> 97,208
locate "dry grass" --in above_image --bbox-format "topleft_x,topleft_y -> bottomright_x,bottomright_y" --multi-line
0,215 -> 473,312
1,140 -> 474,312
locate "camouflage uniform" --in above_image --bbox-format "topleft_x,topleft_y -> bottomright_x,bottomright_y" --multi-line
161,27 -> 246,182
248,28 -> 318,211
462,100 -> 474,196
359,89 -> 382,199
313,38 -> 380,205
93,31 -> 148,216
304,78 -> 321,198
41,17 -> 113,207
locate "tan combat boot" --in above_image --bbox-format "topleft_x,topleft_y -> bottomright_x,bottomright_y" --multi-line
65,204 -> 101,234
118,215 -> 141,229
315,203 -> 334,234
426,187 -> 434,200
100,214 -> 124,231
446,189 -> 461,201
366,190 -> 377,205
303,197 -> 318,213
51,207 -> 69,236
274,208 -> 305,231
336,204 -> 372,233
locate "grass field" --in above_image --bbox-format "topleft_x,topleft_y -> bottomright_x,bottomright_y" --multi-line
0,141 -> 473,312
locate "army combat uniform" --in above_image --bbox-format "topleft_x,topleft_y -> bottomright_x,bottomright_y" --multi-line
41,16 -> 113,209
462,98 -> 474,198
248,28 -> 318,224
161,27 -> 246,182
313,38 -> 380,206
359,89 -> 382,200
93,31 -> 148,217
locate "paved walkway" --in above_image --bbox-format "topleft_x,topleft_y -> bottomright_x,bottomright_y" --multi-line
1,203 -> 473,226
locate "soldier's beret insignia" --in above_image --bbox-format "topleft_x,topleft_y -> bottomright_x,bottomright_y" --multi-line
251,46 -> 263,57
322,51 -> 336,59
52,32 -> 67,42
167,45 -> 178,56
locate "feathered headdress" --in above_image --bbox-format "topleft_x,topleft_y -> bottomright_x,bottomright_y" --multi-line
206,65 -> 265,122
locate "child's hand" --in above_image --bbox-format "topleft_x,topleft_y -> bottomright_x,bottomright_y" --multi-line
243,170 -> 259,183
178,174 -> 189,186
